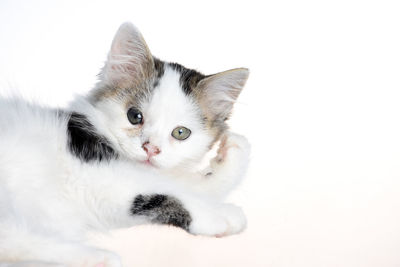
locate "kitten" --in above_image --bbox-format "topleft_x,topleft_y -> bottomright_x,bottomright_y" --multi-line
0,22 -> 250,267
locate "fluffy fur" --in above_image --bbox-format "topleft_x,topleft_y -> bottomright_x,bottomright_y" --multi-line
0,22 -> 250,267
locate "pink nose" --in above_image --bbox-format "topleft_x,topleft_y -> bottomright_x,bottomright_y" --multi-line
142,142 -> 161,157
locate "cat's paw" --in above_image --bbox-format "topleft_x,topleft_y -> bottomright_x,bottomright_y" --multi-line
216,203 -> 247,237
188,203 -> 247,237
213,132 -> 251,166
207,132 -> 250,182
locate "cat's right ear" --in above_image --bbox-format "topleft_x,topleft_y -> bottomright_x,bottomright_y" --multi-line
197,68 -> 249,121
100,22 -> 153,86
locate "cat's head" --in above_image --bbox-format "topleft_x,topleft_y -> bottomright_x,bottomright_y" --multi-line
89,22 -> 248,169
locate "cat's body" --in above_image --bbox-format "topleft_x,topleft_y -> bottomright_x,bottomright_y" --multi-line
0,23 -> 250,267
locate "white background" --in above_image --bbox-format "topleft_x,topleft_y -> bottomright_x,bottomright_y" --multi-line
1,0 -> 400,266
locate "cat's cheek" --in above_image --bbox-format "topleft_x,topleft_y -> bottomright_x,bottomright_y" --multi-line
154,155 -> 180,169
168,135 -> 177,145
119,138 -> 147,161
122,126 -> 142,137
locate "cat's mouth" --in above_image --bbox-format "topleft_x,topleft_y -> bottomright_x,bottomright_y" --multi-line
141,158 -> 158,168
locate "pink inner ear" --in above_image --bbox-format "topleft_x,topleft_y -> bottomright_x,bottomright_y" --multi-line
102,23 -> 153,86
110,60 -> 138,76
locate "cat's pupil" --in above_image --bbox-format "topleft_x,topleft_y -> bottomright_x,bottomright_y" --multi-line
127,107 -> 143,125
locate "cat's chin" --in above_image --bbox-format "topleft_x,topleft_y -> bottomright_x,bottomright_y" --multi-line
137,158 -> 160,169
136,158 -> 180,171
142,159 -> 157,167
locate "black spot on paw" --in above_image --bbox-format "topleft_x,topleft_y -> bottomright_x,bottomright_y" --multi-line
131,194 -> 192,231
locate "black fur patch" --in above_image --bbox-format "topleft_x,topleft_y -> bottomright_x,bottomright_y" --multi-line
153,57 -> 165,88
168,62 -> 205,95
67,112 -> 118,162
131,194 -> 192,231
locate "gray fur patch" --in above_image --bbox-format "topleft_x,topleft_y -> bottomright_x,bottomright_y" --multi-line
131,194 -> 192,231
153,57 -> 165,88
168,62 -> 206,95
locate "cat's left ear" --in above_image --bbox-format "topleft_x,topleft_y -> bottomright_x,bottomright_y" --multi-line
197,68 -> 249,121
100,22 -> 154,86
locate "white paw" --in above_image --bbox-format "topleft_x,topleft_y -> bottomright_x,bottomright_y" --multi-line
217,203 -> 247,236
212,132 -> 251,167
188,203 -> 247,237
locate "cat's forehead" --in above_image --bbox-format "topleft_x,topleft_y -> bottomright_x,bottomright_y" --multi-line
142,65 -> 202,123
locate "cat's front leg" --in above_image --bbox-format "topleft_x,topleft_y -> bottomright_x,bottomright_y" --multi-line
187,132 -> 251,200
77,161 -> 247,236
165,132 -> 251,200
130,193 -> 247,237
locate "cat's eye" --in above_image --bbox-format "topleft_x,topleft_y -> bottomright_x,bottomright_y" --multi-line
171,126 -> 191,140
127,107 -> 143,125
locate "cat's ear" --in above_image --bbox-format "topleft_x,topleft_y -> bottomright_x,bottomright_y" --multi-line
197,68 -> 249,121
100,22 -> 153,86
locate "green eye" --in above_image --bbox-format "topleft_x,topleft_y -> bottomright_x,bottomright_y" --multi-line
172,126 -> 191,140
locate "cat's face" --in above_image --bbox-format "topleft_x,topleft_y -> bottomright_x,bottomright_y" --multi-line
90,23 -> 248,170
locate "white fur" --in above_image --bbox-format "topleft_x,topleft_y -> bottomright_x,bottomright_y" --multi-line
0,93 -> 250,266
0,23 -> 250,267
